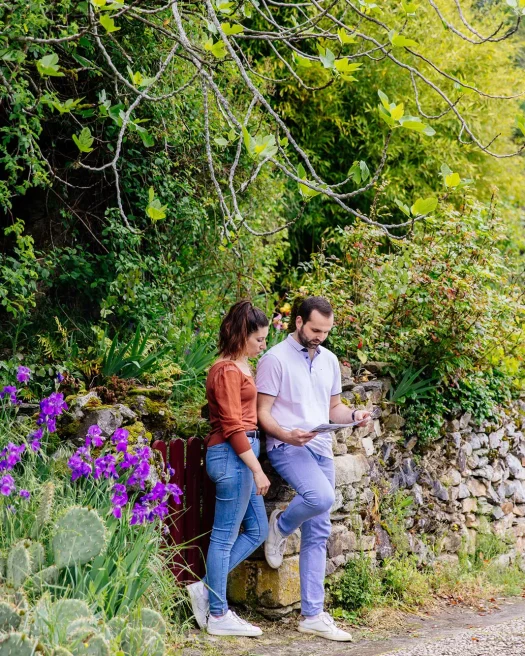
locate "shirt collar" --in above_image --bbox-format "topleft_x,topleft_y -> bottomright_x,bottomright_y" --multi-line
286,333 -> 321,355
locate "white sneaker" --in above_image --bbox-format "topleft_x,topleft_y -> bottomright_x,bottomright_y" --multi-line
207,610 -> 262,637
264,509 -> 287,569
298,612 -> 353,641
187,580 -> 209,629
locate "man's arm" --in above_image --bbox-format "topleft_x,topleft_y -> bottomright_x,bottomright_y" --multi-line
257,393 -> 316,447
329,394 -> 370,426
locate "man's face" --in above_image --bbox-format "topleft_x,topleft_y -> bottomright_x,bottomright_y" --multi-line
296,310 -> 334,349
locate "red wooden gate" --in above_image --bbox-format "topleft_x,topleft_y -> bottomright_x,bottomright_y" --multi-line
152,437 -> 216,582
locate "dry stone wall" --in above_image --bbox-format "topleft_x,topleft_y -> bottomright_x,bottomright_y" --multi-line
228,363 -> 525,617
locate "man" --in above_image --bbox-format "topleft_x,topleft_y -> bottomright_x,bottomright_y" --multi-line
256,296 -> 370,642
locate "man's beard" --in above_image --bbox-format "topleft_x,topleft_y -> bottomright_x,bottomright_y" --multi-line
297,326 -> 322,350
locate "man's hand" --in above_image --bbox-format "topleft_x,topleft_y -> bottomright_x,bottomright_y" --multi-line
283,429 -> 316,446
354,409 -> 371,427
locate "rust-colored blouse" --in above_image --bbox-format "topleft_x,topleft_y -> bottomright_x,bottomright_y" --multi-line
205,361 -> 257,455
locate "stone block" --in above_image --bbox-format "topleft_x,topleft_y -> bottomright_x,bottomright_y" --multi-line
467,479 -> 487,497
383,414 -> 405,430
465,513 -> 478,528
458,483 -> 471,499
361,437 -> 374,456
357,534 -> 376,551
501,501 -> 514,515
462,498 -> 477,513
440,468 -> 462,487
334,454 -> 370,487
513,519 -> 525,538
228,557 -> 301,608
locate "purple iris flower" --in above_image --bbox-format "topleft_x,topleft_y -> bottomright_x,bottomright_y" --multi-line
19,489 -> 30,499
127,460 -> 150,489
152,501 -> 169,520
56,372 -> 65,383
130,502 -> 150,525
112,427 -> 129,452
119,452 -> 139,470
38,392 -> 67,432
0,386 -> 18,404
68,450 -> 92,481
86,425 -> 105,448
0,475 -> 15,496
93,454 -> 118,480
16,366 -> 31,384
111,483 -> 128,518
167,483 -> 183,504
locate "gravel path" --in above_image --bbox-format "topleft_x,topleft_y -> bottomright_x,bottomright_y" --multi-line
180,599 -> 525,656
380,616 -> 525,656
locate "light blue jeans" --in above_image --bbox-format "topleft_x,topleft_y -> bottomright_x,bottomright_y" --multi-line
268,443 -> 335,617
204,436 -> 268,616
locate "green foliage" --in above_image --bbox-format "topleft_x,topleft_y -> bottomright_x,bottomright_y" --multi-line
100,326 -> 171,380
328,554 -> 382,615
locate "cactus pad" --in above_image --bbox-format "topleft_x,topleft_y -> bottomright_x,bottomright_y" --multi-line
31,481 -> 55,539
67,629 -> 109,656
122,627 -> 164,656
53,650 -> 74,656
0,600 -> 21,631
0,633 -> 38,656
28,542 -> 46,573
34,597 -> 94,643
7,541 -> 32,590
33,565 -> 59,594
0,555 -> 6,581
138,609 -> 166,636
52,507 -> 106,569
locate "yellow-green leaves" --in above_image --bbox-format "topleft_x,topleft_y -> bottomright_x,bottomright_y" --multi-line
507,0 -> 525,15
204,39 -> 227,59
242,127 -> 278,159
293,52 -> 313,68
395,197 -> 438,217
72,127 -> 94,153
378,90 -> 435,136
214,128 -> 237,147
317,45 -> 335,69
401,1 -> 418,15
389,31 -> 418,48
215,0 -> 235,15
127,68 -> 155,89
100,14 -> 120,33
348,160 -> 370,185
146,187 -> 167,222
411,197 -> 438,215
37,53 -> 64,77
220,22 -> 244,35
516,114 -> 525,137
440,163 -> 473,189
337,28 -> 357,45
44,96 -> 84,114
297,163 -> 325,199
334,59 -> 362,82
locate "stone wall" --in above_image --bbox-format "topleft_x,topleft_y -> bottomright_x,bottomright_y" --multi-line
228,364 -> 525,617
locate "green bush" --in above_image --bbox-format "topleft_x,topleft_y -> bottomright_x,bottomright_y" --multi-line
328,554 -> 382,615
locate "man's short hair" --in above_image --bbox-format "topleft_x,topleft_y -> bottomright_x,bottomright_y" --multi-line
289,296 -> 333,331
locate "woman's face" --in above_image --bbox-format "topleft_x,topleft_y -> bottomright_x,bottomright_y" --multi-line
244,326 -> 269,358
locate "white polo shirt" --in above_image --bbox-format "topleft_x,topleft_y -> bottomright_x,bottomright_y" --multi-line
255,334 -> 342,459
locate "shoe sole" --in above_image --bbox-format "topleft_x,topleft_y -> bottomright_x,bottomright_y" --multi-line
187,586 -> 208,630
207,627 -> 262,637
264,509 -> 284,569
297,626 -> 353,641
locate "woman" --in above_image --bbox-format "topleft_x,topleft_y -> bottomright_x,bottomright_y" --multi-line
188,301 -> 270,637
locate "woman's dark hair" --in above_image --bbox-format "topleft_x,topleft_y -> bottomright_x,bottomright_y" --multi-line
288,296 -> 333,332
218,300 -> 269,358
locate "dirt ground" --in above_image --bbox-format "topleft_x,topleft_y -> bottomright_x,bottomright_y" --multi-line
174,597 -> 525,656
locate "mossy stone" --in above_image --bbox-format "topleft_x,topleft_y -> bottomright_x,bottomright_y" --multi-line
127,387 -> 171,401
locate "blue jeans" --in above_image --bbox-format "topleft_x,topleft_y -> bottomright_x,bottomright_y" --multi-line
204,437 -> 268,616
268,443 -> 335,617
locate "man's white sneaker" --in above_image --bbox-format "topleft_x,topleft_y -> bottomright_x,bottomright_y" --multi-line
298,612 -> 353,642
207,610 -> 262,637
187,580 -> 209,629
264,509 -> 287,569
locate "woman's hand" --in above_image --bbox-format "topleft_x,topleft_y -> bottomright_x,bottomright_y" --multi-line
253,469 -> 271,496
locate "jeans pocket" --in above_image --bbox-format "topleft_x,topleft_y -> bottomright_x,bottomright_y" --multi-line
206,444 -> 229,482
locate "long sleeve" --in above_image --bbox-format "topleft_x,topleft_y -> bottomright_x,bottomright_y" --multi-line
212,366 -> 251,455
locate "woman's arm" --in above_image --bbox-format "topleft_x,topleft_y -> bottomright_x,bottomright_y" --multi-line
239,449 -> 270,495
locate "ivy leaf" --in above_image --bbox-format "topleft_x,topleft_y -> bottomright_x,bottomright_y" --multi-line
390,103 -> 405,121
440,163 -> 453,177
91,0 -> 107,6
242,126 -> 256,156
445,172 -> 461,188
72,127 -> 94,153
146,187 -> 167,222
279,136 -> 289,147
411,197 -> 438,216
389,31 -> 418,48
337,28 -> 357,44
334,59 -> 362,74
293,52 -> 313,68
215,0 -> 235,14
254,134 -> 278,158
348,160 -> 370,185
297,163 -> 321,199
317,45 -> 336,69
402,1 -> 418,14
378,90 -> 391,111
135,125 -> 154,148
214,137 -> 229,147
36,53 -> 64,77
399,115 -> 436,136
357,349 -> 368,364
100,14 -> 120,32
48,97 -> 84,114
394,199 -> 411,217
204,39 -> 227,59
220,22 -> 244,35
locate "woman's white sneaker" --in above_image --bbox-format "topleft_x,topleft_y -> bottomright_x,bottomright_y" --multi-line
298,612 -> 353,641
187,580 -> 209,629
264,509 -> 287,569
207,610 -> 262,637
